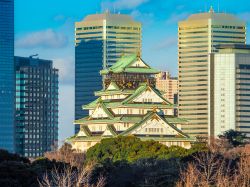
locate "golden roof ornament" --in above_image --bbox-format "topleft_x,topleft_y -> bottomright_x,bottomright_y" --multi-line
136,51 -> 141,59
209,6 -> 214,13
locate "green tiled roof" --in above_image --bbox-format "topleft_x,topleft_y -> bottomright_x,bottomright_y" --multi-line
75,115 -> 143,124
106,124 -> 118,136
95,89 -> 134,96
84,84 -> 174,110
84,97 -> 102,109
81,126 -> 92,137
75,115 -> 187,125
84,100 -> 174,110
100,54 -> 160,75
98,102 -> 115,119
71,135 -> 195,142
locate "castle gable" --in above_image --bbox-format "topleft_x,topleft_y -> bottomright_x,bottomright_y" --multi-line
102,124 -> 117,137
122,112 -> 186,137
124,85 -> 171,104
90,103 -> 114,119
133,87 -> 166,103
129,58 -> 149,68
77,126 -> 91,137
106,82 -> 120,91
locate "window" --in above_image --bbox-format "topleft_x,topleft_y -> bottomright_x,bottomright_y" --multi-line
127,109 -> 133,114
139,109 -> 144,115
124,123 -> 130,128
143,98 -> 153,103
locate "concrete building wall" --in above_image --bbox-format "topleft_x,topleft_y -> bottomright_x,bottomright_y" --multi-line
155,71 -> 178,103
211,46 -> 250,137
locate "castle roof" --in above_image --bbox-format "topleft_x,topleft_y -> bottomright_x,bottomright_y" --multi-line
100,54 -> 160,75
83,83 -> 174,110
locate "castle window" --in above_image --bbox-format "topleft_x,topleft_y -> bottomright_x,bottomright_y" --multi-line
118,109 -> 121,114
139,109 -> 144,114
143,98 -> 153,103
127,108 -> 133,114
124,123 -> 130,128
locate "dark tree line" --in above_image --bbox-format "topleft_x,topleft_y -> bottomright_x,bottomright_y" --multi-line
0,130 -> 248,187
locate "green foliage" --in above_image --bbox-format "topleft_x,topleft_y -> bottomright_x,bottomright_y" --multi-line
87,136 -> 210,186
0,161 -> 38,187
219,129 -> 247,147
188,140 -> 208,154
0,150 -> 72,186
31,157 -> 71,177
0,149 -> 30,163
86,136 -> 191,163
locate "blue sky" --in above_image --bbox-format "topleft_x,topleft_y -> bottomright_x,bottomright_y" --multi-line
15,0 -> 250,144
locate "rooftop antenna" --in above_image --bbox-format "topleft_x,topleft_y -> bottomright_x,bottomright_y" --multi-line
218,0 -> 220,13
29,54 -> 38,58
209,6 -> 214,13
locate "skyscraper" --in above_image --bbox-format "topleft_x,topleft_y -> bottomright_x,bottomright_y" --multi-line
210,44 -> 250,137
15,56 -> 59,158
0,0 -> 15,152
178,7 -> 246,137
75,12 -> 141,133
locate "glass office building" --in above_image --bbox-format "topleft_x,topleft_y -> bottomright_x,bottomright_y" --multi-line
15,56 -> 59,158
0,0 -> 15,152
178,8 -> 246,137
75,12 -> 141,133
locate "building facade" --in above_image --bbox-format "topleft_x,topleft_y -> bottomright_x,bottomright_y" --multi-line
75,12 -> 142,133
15,56 -> 59,158
178,7 -> 246,137
70,54 -> 195,152
210,44 -> 250,137
155,71 -> 178,104
0,0 -> 15,152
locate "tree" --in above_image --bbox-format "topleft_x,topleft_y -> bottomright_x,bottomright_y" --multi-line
176,144 -> 250,187
39,163 -> 105,187
0,161 -> 38,187
0,149 -> 30,163
219,130 -> 247,147
44,143 -> 86,169
91,158 -> 181,187
86,136 -> 190,163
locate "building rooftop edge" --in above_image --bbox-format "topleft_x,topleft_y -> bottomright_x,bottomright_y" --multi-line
79,12 -> 140,24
